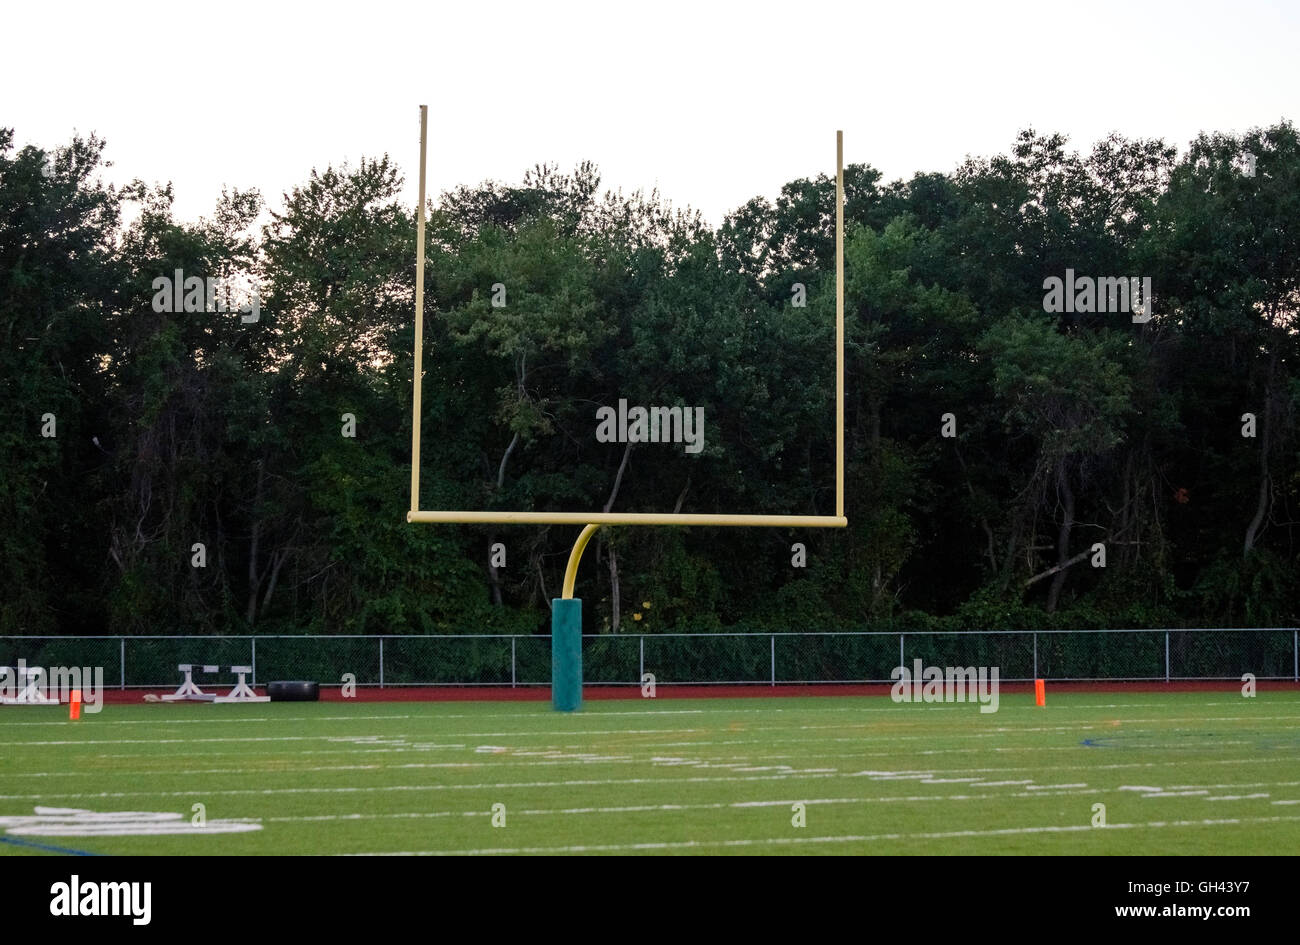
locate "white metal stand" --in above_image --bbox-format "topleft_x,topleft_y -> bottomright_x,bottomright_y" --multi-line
160,664 -> 218,702
214,666 -> 269,703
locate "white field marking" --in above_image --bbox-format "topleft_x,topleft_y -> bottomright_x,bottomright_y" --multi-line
10,710 -> 1295,750
0,772 -> 1084,803
266,790 -> 1108,824
1205,794 -> 1270,801
0,746 -> 1074,780
1084,739 -> 1253,748
22,740 -> 1299,780
30,752 -> 1300,802
0,715 -> 419,727
0,806 -> 261,836
262,784 -> 1300,827
11,752 -> 765,779
3,698 -> 1258,733
14,768 -> 1299,804
5,748 -> 1022,780
600,751 -> 1299,782
1143,791 -> 1210,798
0,727 -> 709,748
10,821 -> 261,836
794,715 -> 1300,732
710,765 -> 795,773
0,770 -> 873,801
4,702 -> 1250,730
25,738 -> 1170,769
323,727 -> 710,739
4,703 -> 1296,734
1123,782 -> 1299,795
374,721 -> 1291,752
4,755 -> 648,779
1025,783 -> 1088,790
52,739 -> 1228,769
0,735 -> 352,748
561,726 -> 1300,751
1166,780 -> 1300,790
15,750 -> 1300,790
265,790 -> 1120,827
1271,800 -> 1300,805
599,752 -> 1300,777
341,814 -> 1300,855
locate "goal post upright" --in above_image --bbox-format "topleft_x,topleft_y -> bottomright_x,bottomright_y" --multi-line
410,104 -> 428,514
836,129 -> 844,519
406,114 -> 846,710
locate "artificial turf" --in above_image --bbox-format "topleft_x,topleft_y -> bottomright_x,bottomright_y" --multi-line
1,692 -> 1298,855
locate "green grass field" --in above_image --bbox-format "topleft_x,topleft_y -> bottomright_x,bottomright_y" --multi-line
2,691 -> 1299,855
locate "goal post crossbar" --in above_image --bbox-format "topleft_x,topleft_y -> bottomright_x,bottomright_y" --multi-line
408,510 -> 848,528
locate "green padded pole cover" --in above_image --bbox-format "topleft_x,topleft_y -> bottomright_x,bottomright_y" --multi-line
552,598 -> 582,711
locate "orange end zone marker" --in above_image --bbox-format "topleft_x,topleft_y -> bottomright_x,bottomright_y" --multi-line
69,689 -> 82,721
1034,679 -> 1045,707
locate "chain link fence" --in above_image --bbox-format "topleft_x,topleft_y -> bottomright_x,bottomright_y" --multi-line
2,629 -> 1297,688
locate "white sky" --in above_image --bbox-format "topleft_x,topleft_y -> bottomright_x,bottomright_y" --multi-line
5,0 -> 1298,228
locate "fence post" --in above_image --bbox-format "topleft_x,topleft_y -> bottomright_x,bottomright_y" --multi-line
511,636 -> 517,688
120,638 -> 125,690
639,636 -> 644,683
1165,631 -> 1170,683
770,634 -> 776,687
251,637 -> 256,686
1033,632 -> 1038,681
1294,629 -> 1297,683
899,633 -> 905,671
379,637 -> 384,688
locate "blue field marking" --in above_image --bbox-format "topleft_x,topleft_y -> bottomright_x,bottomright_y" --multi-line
0,835 -> 99,856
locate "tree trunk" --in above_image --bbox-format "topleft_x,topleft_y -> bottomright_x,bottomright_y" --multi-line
1046,463 -> 1075,613
262,548 -> 288,614
608,543 -> 620,633
673,476 -> 692,514
1244,357 -> 1274,557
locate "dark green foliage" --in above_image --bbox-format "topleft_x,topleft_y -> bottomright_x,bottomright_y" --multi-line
1,122 -> 1297,638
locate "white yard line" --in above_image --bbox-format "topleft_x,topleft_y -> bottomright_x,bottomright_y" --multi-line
7,769 -> 1300,804
267,790 -> 1118,823
341,814 -> 1300,855
0,727 -> 711,747
7,750 -> 1299,785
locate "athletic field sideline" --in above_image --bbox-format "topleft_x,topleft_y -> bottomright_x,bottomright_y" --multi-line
1,692 -> 1298,855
